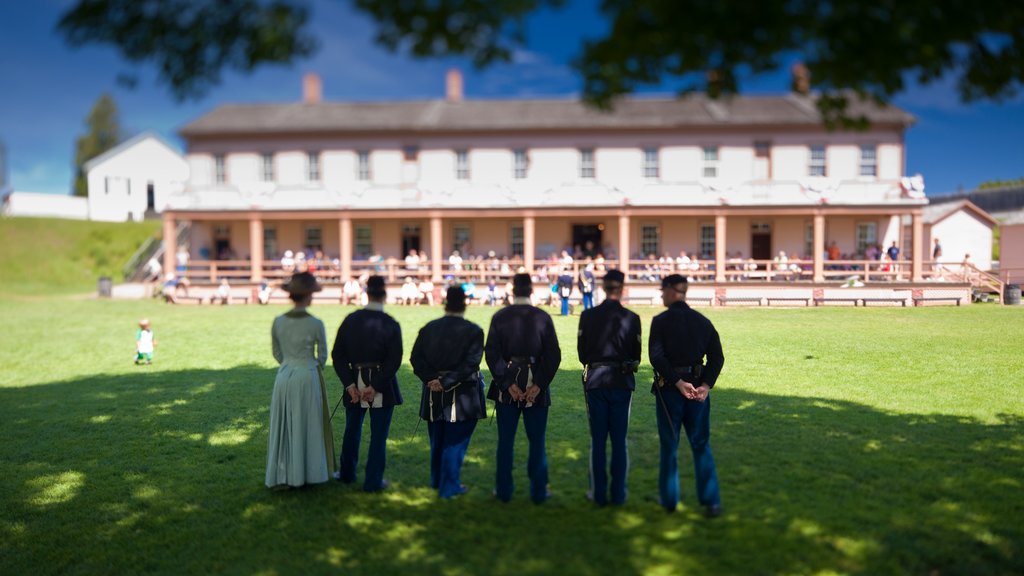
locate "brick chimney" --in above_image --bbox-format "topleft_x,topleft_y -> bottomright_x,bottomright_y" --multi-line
445,69 -> 463,103
790,62 -> 810,95
303,73 -> 322,104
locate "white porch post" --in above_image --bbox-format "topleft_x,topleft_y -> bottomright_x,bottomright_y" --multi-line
523,213 -> 535,273
911,212 -> 923,281
162,211 -> 176,278
339,215 -> 352,281
715,214 -> 726,282
249,216 -> 263,282
430,215 -> 443,282
618,212 -> 630,277
813,213 -> 825,282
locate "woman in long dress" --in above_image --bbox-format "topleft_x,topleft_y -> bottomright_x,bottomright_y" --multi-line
265,272 -> 336,489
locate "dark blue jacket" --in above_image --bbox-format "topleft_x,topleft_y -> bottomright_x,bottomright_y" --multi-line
484,303 -> 561,407
648,301 -> 724,393
331,308 -> 404,407
411,314 -> 487,422
577,299 -> 641,391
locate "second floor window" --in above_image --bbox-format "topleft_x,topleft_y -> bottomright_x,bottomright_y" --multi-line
579,148 -> 595,179
859,145 -> 877,177
214,154 -> 226,184
456,149 -> 469,180
261,153 -> 274,182
307,151 -> 320,182
703,146 -> 719,178
643,147 -> 659,179
357,151 -> 371,181
513,149 -> 528,179
809,145 -> 827,177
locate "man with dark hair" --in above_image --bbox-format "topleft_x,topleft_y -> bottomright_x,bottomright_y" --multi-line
485,273 -> 562,503
332,275 -> 403,492
577,269 -> 641,505
649,273 -> 725,517
410,286 -> 487,499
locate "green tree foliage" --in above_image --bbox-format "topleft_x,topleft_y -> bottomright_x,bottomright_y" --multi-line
73,94 -> 123,196
977,177 -> 1024,190
58,0 -> 1024,125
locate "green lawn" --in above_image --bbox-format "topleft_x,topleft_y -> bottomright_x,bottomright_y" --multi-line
1,300 -> 1022,575
0,217 -> 159,296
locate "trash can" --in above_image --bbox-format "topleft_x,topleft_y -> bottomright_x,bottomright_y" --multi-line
1006,284 -> 1021,305
98,276 -> 113,298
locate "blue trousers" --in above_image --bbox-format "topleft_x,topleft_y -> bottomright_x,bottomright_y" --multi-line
582,292 -> 594,310
560,297 -> 570,316
340,405 -> 393,491
654,389 -> 720,511
427,419 -> 477,498
495,403 -> 549,503
586,388 -> 633,505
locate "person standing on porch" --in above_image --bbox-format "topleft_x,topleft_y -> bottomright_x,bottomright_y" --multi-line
265,272 -> 336,489
411,286 -> 487,498
485,273 -> 561,503
649,273 -> 724,518
577,269 -> 641,505
331,276 -> 403,492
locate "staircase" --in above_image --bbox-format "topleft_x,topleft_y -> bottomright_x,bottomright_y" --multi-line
964,264 -> 1004,302
122,221 -> 191,281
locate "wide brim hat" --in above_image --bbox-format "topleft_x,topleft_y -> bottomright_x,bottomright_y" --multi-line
283,272 -> 323,295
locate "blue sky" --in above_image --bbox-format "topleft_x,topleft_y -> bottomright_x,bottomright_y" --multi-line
1,0 -> 1022,196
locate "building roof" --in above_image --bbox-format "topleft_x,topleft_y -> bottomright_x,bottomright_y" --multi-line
999,209 -> 1024,226
179,94 -> 915,138
918,200 -> 998,227
83,132 -> 183,172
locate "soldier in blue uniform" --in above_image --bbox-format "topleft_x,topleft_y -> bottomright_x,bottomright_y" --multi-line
410,286 -> 487,498
557,269 -> 574,316
331,275 -> 403,492
579,263 -> 596,311
576,269 -> 641,505
649,273 -> 725,517
485,273 -> 562,503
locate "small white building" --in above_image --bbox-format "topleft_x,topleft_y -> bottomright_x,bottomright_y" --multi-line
1,191 -> 88,219
904,200 -> 996,271
86,132 -> 189,222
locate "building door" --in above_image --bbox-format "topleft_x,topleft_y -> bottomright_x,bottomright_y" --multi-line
401,224 -> 421,255
572,224 -> 603,257
751,221 -> 771,260
146,182 -> 155,211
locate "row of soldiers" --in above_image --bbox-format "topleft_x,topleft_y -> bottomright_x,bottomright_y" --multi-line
326,271 -> 724,516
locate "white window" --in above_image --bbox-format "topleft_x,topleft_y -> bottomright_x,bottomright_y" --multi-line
641,223 -> 660,257
355,225 -> 372,258
307,151 -> 320,182
643,147 -> 659,179
513,149 -> 528,179
263,227 -> 277,259
455,149 -> 469,180
700,224 -> 715,259
859,145 -> 877,177
855,222 -> 877,256
809,145 -> 826,177
261,153 -> 274,182
452,223 -> 471,253
579,148 -> 595,179
304,226 -> 322,251
510,224 -> 524,257
357,151 -> 371,181
214,154 -> 226,184
703,146 -> 719,178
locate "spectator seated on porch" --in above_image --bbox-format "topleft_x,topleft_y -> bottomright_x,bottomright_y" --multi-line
689,255 -> 702,281
594,253 -> 606,272
399,277 -> 420,305
448,250 -> 463,272
417,279 -> 435,305
405,249 -> 421,272
211,278 -> 232,305
642,254 -> 661,282
280,250 -> 295,274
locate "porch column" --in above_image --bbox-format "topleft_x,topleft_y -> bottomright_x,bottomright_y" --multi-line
339,215 -> 352,281
812,213 -> 825,282
714,214 -> 726,282
618,213 -> 630,277
523,214 -> 535,273
249,216 -> 263,282
162,211 -> 176,278
430,215 -> 443,282
911,212 -> 923,281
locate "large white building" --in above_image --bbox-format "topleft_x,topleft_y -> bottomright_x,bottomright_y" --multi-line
85,132 -> 188,222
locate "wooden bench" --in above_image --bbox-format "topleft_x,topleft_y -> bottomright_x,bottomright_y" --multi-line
861,297 -> 907,307
175,295 -> 207,305
814,297 -> 860,306
913,296 -> 962,306
766,297 -> 812,307
719,296 -> 763,306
